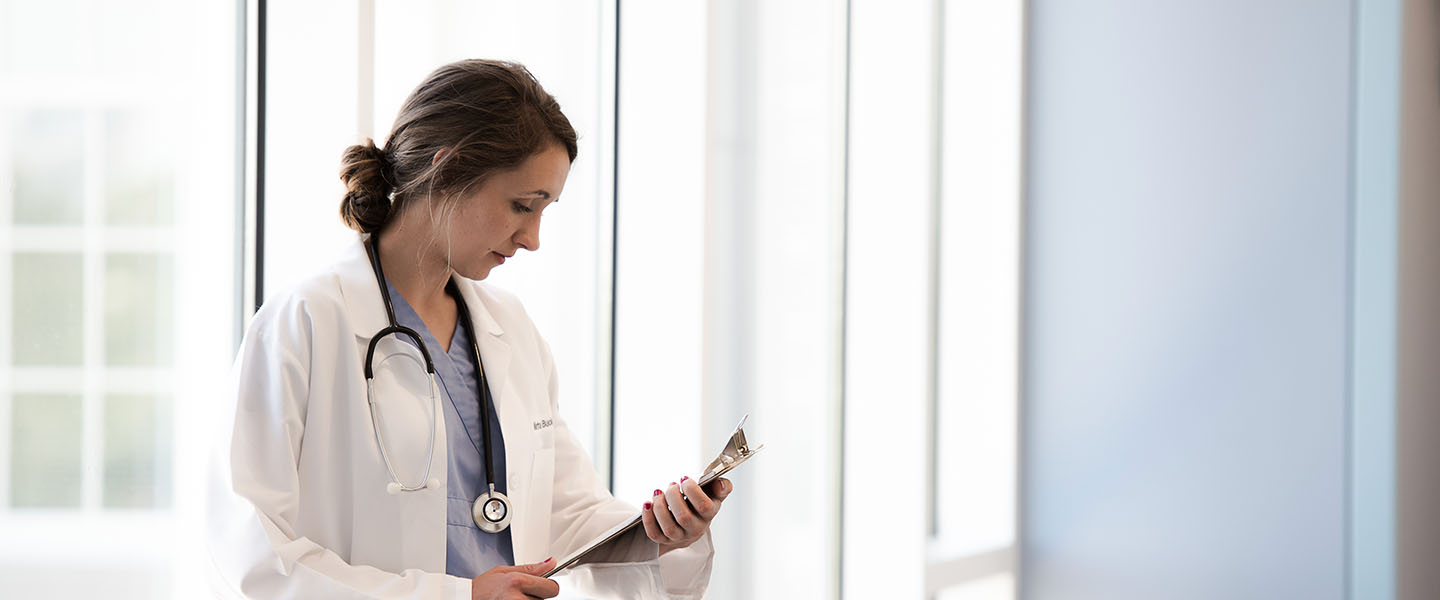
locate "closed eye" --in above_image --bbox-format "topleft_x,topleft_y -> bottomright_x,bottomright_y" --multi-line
512,201 -> 534,214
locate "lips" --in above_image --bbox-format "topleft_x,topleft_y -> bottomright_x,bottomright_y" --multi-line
492,252 -> 508,265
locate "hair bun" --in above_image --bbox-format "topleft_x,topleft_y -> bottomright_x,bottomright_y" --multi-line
339,139 -> 395,234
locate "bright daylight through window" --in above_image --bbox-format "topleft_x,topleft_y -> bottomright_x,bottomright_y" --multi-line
0,0 -> 237,597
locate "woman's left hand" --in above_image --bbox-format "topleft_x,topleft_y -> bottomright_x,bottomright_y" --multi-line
640,476 -> 732,555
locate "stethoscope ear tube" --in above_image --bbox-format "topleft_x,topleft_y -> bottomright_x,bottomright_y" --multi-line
364,325 -> 436,378
367,374 -> 441,494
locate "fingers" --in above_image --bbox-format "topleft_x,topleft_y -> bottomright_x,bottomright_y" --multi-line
664,480 -> 704,533
643,476 -> 734,549
641,496 -> 666,544
509,557 -> 555,577
477,558 -> 560,599
679,476 -> 719,520
511,572 -> 560,599
651,485 -> 686,542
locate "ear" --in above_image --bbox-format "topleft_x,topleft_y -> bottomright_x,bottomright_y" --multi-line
431,147 -> 449,167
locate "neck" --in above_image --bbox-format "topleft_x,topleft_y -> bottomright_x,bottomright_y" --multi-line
375,211 -> 453,315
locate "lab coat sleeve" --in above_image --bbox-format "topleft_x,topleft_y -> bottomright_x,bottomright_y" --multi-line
206,305 -> 471,600
538,337 -> 715,600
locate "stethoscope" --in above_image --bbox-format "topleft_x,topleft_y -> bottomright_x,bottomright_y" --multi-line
363,235 -> 512,534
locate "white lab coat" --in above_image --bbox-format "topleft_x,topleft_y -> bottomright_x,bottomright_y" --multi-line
206,240 -> 713,599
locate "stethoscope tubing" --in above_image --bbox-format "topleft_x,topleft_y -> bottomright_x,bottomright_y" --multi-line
362,235 -> 510,533
366,376 -> 440,493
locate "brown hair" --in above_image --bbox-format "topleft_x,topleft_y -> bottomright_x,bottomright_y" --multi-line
339,59 -> 578,234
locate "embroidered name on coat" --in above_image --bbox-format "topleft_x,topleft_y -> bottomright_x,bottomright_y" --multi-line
533,419 -> 554,431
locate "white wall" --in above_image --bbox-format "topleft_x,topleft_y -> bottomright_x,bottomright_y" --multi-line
1021,1 -> 1354,598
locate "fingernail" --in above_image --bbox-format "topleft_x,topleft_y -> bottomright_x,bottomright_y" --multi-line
643,501 -> 652,510
681,476 -> 689,482
545,556 -> 554,562
669,481 -> 677,487
653,489 -> 662,496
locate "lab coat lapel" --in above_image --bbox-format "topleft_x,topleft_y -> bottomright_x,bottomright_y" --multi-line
331,237 -> 449,569
454,279 -> 545,562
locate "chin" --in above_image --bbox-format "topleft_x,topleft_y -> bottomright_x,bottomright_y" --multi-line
453,264 -> 494,282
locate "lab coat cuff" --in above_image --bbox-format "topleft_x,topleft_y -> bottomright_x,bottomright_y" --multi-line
657,531 -> 714,598
448,574 -> 472,600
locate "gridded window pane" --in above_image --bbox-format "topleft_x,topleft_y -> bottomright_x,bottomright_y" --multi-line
104,253 -> 174,366
12,252 -> 84,366
10,394 -> 83,508
103,394 -> 172,509
105,110 -> 174,225
11,109 -> 85,225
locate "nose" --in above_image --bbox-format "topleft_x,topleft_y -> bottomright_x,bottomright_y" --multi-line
514,215 -> 541,252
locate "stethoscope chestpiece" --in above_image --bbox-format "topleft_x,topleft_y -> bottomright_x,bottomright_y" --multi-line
473,483 -> 512,533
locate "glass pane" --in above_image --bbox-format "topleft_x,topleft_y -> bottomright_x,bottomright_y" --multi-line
11,109 -> 85,225
104,253 -> 174,367
10,394 -> 83,508
12,253 -> 84,366
0,0 -> 90,76
93,0 -> 191,80
103,394 -> 172,509
105,110 -> 174,225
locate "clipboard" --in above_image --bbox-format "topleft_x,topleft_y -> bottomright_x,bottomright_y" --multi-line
543,414 -> 764,578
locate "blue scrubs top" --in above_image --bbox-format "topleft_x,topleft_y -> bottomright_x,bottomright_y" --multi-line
387,281 -> 515,578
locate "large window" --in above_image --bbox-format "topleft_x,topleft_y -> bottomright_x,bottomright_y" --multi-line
0,0 -> 238,597
0,2 -> 1026,598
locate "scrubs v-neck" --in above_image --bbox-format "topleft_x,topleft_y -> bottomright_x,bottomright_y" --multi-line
386,281 -> 515,578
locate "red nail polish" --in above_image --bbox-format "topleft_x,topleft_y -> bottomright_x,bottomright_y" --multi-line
643,501 -> 652,510
681,476 -> 689,482
669,481 -> 677,487
653,489 -> 662,496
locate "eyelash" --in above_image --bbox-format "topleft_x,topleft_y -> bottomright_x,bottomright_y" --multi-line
512,201 -> 534,214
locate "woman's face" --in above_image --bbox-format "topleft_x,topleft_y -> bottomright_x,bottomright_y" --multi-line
445,143 -> 571,280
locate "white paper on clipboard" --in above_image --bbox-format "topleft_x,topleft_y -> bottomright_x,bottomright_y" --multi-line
543,414 -> 764,578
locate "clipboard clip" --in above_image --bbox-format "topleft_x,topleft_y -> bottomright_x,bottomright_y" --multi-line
701,414 -> 764,484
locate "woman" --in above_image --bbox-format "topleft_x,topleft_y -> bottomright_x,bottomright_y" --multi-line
207,59 -> 730,600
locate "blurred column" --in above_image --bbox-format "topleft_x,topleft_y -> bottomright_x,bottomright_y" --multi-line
1023,1 -> 1354,598
1395,0 -> 1440,597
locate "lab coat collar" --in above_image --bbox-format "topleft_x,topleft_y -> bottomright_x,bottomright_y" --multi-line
335,237 -> 507,341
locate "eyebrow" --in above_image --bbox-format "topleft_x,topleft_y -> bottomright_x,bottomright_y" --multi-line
519,190 -> 552,199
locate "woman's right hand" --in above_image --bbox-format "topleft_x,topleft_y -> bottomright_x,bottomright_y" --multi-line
471,557 -> 560,600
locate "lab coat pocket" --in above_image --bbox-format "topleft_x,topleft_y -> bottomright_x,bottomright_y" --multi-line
365,339 -> 438,485
522,447 -> 555,561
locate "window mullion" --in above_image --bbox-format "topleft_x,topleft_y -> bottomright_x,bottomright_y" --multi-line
80,108 -> 107,512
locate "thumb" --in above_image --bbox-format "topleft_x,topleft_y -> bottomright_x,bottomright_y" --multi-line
709,477 -> 734,500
